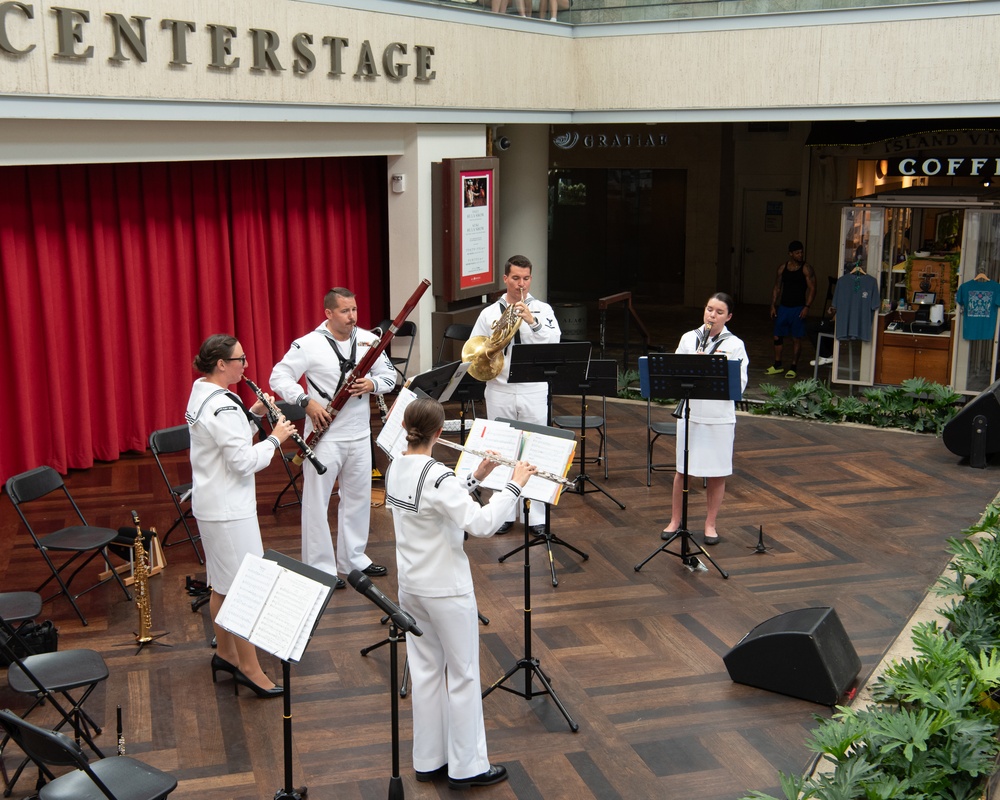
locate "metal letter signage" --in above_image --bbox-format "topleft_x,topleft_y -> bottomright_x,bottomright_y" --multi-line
0,2 -> 438,85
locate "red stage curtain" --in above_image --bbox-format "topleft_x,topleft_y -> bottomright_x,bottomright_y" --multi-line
0,156 -> 387,483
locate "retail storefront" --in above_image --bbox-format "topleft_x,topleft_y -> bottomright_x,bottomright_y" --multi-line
810,122 -> 1000,394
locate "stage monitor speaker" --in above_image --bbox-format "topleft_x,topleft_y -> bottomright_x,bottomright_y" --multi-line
723,607 -> 861,706
943,379 -> 1000,460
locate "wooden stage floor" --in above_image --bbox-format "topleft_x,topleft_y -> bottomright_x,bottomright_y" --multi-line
0,400 -> 994,800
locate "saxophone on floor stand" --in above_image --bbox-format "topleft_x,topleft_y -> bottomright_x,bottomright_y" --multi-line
124,510 -> 172,655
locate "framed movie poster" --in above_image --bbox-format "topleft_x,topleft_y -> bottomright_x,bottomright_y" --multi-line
434,156 -> 500,303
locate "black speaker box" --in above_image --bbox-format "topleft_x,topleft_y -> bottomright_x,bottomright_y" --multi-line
723,607 -> 861,706
943,378 -> 1000,458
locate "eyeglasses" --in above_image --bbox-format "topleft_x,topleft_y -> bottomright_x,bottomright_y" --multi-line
225,355 -> 248,365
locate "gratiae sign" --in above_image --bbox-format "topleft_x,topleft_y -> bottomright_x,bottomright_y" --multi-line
0,2 -> 436,81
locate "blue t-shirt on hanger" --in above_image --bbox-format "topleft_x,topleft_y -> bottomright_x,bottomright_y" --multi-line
956,279 -> 1000,341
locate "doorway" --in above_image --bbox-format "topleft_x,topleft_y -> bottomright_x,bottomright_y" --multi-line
547,168 -> 686,303
739,188 -> 802,305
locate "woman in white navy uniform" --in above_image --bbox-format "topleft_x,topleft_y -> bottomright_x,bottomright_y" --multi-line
385,398 -> 535,789
186,334 -> 294,698
660,293 -> 749,547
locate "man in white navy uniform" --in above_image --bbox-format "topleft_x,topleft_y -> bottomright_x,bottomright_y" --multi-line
470,255 -> 561,533
270,287 -> 396,587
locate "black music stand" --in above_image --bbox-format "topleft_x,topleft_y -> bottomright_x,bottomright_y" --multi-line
262,551 -> 338,800
485,493 -> 579,732
502,343 -> 591,583
551,358 -> 625,509
633,354 -> 732,579
347,570 -> 423,800
408,360 -> 482,444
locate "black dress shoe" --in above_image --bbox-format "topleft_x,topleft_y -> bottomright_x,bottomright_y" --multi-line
334,577 -> 346,589
529,524 -> 547,537
448,764 -> 508,789
415,764 -> 448,782
495,521 -> 514,535
233,669 -> 284,698
211,654 -> 237,683
362,563 -> 387,577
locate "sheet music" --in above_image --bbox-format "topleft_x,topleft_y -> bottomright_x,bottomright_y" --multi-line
216,557 -> 279,639
438,362 -> 472,402
456,418 -> 520,489
216,553 -> 329,662
376,387 -> 418,460
520,432 -> 576,504
455,418 -> 576,504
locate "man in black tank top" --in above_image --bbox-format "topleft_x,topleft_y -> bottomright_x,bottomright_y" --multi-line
765,240 -> 816,379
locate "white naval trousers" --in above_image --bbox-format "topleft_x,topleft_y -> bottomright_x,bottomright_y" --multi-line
485,382 -> 548,527
301,434 -> 373,576
397,589 -> 489,780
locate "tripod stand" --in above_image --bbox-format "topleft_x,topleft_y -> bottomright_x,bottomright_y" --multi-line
634,354 -> 733,579
485,499 -> 578,732
552,359 -> 624,510
499,343 -> 593,585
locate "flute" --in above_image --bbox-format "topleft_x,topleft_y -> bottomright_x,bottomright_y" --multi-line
243,377 -> 328,475
434,438 -> 577,489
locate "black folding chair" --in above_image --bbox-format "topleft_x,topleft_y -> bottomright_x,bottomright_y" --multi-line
646,396 -> 677,486
378,318 -> 416,383
0,592 -> 43,650
434,323 -> 473,367
0,615 -> 110,795
269,401 -> 306,513
0,709 -> 176,800
4,467 -> 132,626
148,426 -> 203,564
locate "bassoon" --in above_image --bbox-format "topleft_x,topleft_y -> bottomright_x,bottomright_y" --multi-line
295,278 -> 431,464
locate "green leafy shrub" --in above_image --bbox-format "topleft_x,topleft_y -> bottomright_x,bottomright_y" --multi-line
739,504 -> 1000,800
753,378 -> 962,435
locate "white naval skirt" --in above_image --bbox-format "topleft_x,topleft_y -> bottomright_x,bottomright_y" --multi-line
674,420 -> 735,478
197,516 -> 264,595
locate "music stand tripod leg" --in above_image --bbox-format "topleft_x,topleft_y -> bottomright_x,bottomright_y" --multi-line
483,499 -> 579,732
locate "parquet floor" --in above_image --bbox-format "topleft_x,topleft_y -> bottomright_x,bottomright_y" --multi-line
0,400 -> 995,800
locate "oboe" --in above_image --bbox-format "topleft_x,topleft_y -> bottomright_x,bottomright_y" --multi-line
243,377 -> 328,475
434,438 -> 577,488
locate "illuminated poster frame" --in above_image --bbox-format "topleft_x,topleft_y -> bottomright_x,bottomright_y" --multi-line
436,156 -> 500,303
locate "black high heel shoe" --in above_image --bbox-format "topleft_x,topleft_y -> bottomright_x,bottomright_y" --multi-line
233,669 -> 283,698
211,654 -> 238,683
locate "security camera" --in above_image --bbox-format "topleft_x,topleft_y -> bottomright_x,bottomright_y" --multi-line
495,136 -> 511,152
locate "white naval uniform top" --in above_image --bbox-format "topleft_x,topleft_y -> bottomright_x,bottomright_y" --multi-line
269,322 -> 396,441
469,294 -> 561,391
185,378 -> 279,522
386,455 -> 522,598
675,325 -> 749,425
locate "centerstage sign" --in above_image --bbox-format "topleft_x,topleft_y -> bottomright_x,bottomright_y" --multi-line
0,2 -> 436,82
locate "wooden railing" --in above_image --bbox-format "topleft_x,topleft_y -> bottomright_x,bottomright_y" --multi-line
598,291 -> 653,371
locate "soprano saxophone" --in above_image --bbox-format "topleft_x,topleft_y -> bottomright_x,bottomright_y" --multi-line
130,510 -> 153,644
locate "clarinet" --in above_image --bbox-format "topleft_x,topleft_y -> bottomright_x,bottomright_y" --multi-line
243,377 -> 328,475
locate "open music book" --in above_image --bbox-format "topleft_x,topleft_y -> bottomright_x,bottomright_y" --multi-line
216,553 -> 330,662
376,386 -> 419,461
454,417 -> 576,505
